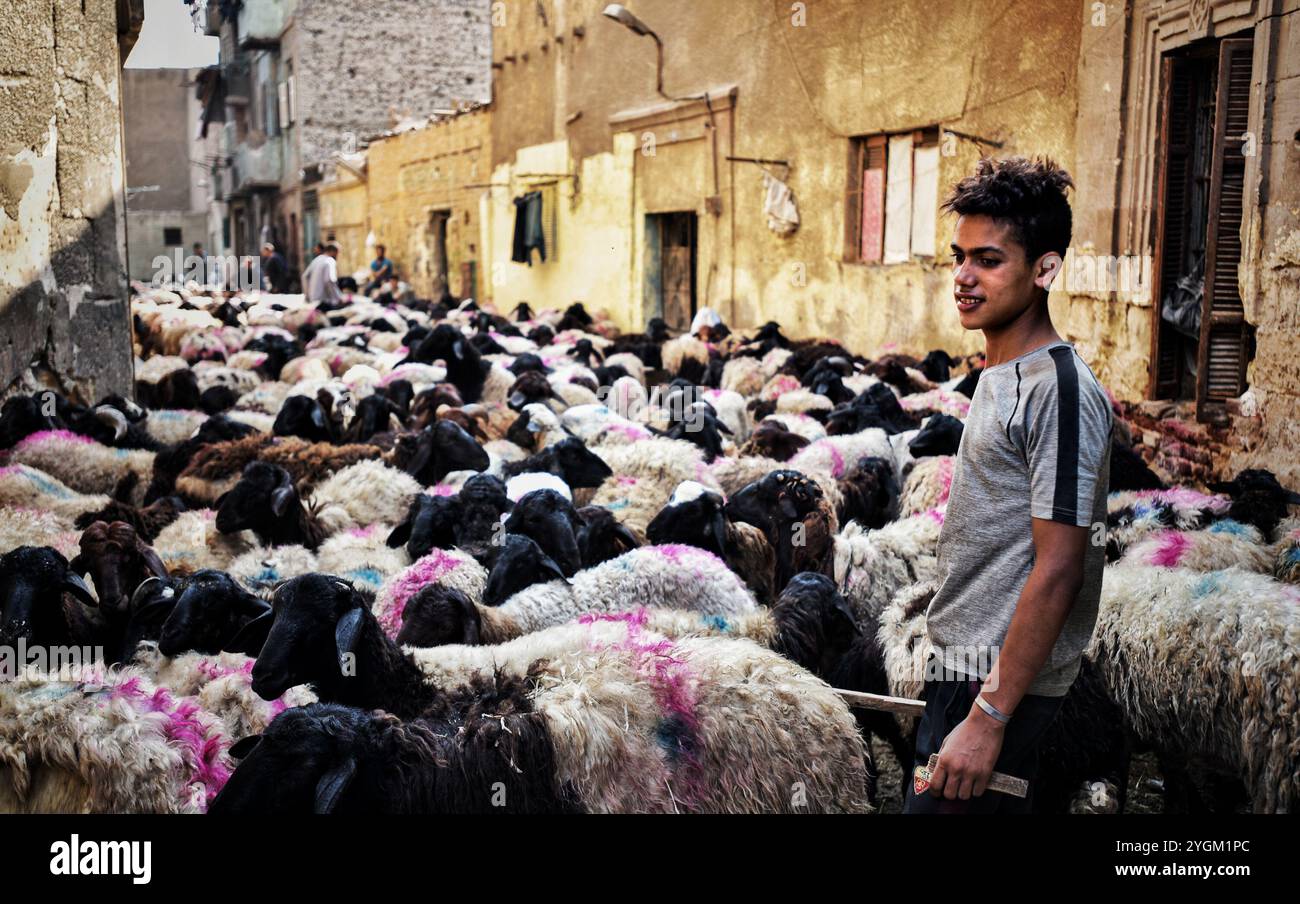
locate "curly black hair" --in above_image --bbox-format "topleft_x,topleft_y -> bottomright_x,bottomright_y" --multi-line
942,156 -> 1074,262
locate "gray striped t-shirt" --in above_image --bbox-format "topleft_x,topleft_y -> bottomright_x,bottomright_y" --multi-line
925,343 -> 1112,697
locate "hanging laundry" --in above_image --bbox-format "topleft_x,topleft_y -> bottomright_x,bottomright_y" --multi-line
512,191 -> 547,265
763,172 -> 799,237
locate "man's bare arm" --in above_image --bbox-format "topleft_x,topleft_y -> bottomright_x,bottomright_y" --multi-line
980,516 -> 1088,715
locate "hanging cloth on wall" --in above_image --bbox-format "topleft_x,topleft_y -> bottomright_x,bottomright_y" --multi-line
512,191 -> 547,265
763,172 -> 799,237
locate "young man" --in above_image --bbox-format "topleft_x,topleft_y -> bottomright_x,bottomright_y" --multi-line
366,244 -> 395,292
302,241 -> 342,307
903,157 -> 1112,814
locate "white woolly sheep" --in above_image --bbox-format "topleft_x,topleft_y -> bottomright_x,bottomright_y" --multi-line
1092,563 -> 1300,813
561,403 -> 655,446
133,645 -> 317,741
661,335 -> 709,378
142,409 -> 210,447
451,544 -> 760,644
153,509 -> 259,575
721,356 -> 765,398
832,511 -> 943,624
309,459 -> 423,531
776,388 -> 834,416
788,429 -> 894,483
603,352 -> 647,387
0,464 -> 110,523
314,525 -> 410,595
0,505 -> 81,558
0,666 -> 231,813
227,545 -> 321,598
1121,520 -> 1273,574
6,431 -> 153,503
373,548 -> 490,638
899,455 -> 955,517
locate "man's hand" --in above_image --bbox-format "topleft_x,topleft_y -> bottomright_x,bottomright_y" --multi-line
930,703 -> 1006,800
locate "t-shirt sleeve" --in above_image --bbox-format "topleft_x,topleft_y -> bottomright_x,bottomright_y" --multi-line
1025,349 -> 1113,527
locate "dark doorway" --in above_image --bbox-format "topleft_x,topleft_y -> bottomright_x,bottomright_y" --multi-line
1151,35 -> 1254,420
427,209 -> 451,298
647,212 -> 697,332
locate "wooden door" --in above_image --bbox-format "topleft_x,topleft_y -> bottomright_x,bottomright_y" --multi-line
661,213 -> 696,333
1196,37 -> 1253,420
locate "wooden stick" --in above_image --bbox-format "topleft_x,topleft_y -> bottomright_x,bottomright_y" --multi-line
833,689 -> 1029,798
833,688 -> 927,718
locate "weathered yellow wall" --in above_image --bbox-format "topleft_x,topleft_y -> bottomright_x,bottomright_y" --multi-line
484,0 -> 1082,364
317,166 -> 369,279
366,111 -> 491,300
485,137 -> 635,317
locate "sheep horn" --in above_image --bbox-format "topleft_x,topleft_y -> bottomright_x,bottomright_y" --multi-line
63,572 -> 98,608
130,576 -> 169,609
94,405 -> 129,442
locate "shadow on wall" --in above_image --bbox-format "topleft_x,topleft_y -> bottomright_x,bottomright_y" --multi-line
0,218 -> 135,407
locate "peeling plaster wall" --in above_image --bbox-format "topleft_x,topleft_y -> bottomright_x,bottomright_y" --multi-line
485,0 -> 1080,363
364,109 -> 492,300
1227,3 -> 1300,485
0,0 -> 138,403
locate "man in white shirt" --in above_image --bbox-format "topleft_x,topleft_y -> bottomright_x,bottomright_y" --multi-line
302,241 -> 342,306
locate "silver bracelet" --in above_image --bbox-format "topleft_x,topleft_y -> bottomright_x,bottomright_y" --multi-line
975,694 -> 1011,724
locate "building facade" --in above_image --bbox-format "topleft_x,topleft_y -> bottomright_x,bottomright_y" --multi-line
122,68 -> 210,282
192,0 -> 491,284
313,0 -> 1298,481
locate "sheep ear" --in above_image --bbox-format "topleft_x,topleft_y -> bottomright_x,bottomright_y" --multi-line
63,572 -> 98,608
405,437 -> 434,481
223,610 -> 273,655
67,554 -> 87,577
335,606 -> 365,664
310,404 -> 327,430
452,338 -> 465,360
138,544 -> 169,579
228,735 -> 261,760
386,520 -> 412,548
238,591 -> 272,617
314,757 -> 357,814
270,486 -> 296,518
606,521 -> 637,551
716,420 -> 733,435
214,491 -> 231,510
1285,489 -> 1300,506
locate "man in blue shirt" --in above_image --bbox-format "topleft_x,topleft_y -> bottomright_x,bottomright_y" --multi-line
366,245 -> 395,293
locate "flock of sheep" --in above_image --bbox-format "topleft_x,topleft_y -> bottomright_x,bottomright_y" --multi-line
0,285 -> 1297,813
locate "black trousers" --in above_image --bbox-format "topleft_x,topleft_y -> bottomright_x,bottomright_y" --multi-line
902,677 -> 1064,814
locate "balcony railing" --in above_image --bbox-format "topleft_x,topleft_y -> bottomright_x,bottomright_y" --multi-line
230,136 -> 283,196
238,0 -> 289,49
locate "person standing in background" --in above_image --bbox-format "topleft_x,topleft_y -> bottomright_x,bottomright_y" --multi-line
302,241 -> 342,307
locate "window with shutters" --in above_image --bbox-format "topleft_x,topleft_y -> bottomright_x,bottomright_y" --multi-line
846,128 -> 940,263
1150,35 -> 1254,420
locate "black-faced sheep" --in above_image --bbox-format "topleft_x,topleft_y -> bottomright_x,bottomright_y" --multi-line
217,592 -> 871,812
214,462 -> 329,550
157,569 -> 272,657
388,420 -> 490,486
0,546 -> 99,649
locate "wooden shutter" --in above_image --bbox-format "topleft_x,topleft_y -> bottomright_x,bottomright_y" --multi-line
860,137 -> 886,263
1196,38 -> 1253,419
1150,56 -> 1193,399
